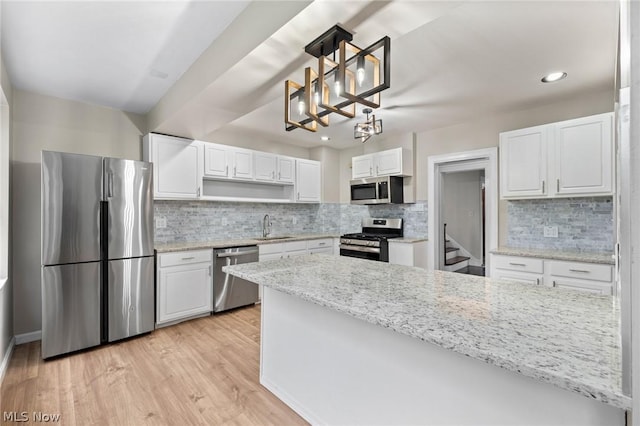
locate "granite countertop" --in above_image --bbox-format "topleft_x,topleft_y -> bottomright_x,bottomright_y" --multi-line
224,254 -> 630,410
388,237 -> 428,243
491,247 -> 615,265
155,234 -> 338,253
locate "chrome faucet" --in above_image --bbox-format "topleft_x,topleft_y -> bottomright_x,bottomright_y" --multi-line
262,214 -> 272,238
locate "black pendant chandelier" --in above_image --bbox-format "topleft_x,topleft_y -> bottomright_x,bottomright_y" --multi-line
285,25 -> 390,133
354,108 -> 383,143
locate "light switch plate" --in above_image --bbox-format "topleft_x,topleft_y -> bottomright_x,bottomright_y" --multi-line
156,217 -> 167,229
543,226 -> 558,238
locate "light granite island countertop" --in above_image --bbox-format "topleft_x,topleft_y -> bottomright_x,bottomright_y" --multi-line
225,254 -> 629,425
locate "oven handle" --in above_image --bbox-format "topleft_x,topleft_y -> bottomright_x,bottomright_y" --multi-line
340,244 -> 380,254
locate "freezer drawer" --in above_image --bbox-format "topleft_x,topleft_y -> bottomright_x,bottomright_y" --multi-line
107,257 -> 155,342
104,158 -> 154,259
41,262 -> 101,358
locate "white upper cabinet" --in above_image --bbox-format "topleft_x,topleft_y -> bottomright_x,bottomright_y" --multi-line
499,112 -> 614,199
296,159 -> 321,203
204,143 -> 229,178
552,113 -> 613,196
253,153 -> 295,184
499,125 -> 548,198
352,154 -> 375,179
230,148 -> 253,180
277,156 -> 295,184
143,133 -> 202,199
254,152 -> 277,182
351,148 -> 413,179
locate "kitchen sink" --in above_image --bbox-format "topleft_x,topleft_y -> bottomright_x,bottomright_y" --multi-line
254,236 -> 292,241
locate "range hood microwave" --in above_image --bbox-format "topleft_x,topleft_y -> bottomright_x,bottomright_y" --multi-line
350,176 -> 404,205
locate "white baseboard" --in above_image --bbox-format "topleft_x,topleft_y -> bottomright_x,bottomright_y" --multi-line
0,337 -> 15,385
15,330 -> 41,345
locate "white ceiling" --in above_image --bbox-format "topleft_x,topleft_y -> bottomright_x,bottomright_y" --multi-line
1,1 -> 618,150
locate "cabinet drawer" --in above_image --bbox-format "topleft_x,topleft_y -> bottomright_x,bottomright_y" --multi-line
283,241 -> 308,252
492,270 -> 543,286
307,238 -> 332,250
159,250 -> 212,267
551,278 -> 612,295
259,243 -> 284,255
492,255 -> 544,273
548,261 -> 612,282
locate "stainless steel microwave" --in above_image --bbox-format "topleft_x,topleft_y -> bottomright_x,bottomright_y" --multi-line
350,176 -> 404,205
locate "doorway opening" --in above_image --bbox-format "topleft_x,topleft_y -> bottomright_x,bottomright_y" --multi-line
427,148 -> 498,274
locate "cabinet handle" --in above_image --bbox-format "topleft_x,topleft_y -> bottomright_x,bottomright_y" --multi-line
278,172 -> 281,180
557,179 -> 560,192
297,192 -> 300,201
569,269 -> 590,273
272,171 -> 275,179
552,280 -> 557,287
197,187 -> 201,198
536,278 -> 540,285
376,165 -> 379,175
369,166 -> 372,175
542,180 -> 545,193
226,165 -> 228,176
233,166 -> 237,176
181,256 -> 195,260
319,242 -> 326,246
508,262 -> 526,266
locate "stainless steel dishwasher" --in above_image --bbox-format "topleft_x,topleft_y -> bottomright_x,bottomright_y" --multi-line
213,246 -> 259,312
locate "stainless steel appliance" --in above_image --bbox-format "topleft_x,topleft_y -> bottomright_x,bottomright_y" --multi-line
41,151 -> 154,359
340,218 -> 403,262
213,246 -> 259,312
350,176 -> 404,205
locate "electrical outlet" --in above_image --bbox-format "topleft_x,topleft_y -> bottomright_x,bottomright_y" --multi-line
543,226 -> 558,238
156,217 -> 167,229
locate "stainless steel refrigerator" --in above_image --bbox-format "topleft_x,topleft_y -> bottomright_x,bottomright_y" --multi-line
41,151 -> 155,359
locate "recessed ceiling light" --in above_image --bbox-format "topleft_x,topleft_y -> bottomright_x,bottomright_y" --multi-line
541,72 -> 567,83
320,136 -> 330,141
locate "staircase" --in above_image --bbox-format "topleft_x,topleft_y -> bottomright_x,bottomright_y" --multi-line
443,223 -> 470,272
444,245 -> 470,272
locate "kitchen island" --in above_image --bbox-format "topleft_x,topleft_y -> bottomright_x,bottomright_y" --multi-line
224,254 -> 629,425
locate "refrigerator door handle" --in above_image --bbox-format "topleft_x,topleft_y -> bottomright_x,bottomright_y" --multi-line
107,172 -> 114,198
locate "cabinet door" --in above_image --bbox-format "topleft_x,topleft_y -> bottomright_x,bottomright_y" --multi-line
254,152 -> 277,182
157,262 -> 213,324
375,148 -> 403,176
231,149 -> 253,180
150,135 -> 201,199
352,154 -> 374,179
550,278 -> 612,295
552,113 -> 613,196
296,159 -> 321,202
492,270 -> 543,286
204,143 -> 229,178
499,126 -> 548,199
277,156 -> 295,184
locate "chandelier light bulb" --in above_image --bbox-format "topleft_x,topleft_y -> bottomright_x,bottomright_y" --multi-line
334,80 -> 341,96
357,67 -> 365,87
297,99 -> 305,115
314,91 -> 320,106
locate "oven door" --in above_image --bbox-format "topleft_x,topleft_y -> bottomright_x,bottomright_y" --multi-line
340,243 -> 382,262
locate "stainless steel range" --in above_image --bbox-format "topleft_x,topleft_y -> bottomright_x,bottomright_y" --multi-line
340,218 -> 403,262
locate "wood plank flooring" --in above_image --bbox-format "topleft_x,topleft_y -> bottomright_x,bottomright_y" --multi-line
1,306 -> 308,425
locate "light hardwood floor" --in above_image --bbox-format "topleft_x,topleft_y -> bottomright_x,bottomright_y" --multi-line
1,306 -> 308,425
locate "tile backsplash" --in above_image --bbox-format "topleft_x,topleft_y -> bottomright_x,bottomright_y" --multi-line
506,197 -> 614,252
154,200 -> 428,244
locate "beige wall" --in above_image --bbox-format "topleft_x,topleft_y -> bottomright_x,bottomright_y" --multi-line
310,146 -> 340,203
11,90 -> 146,335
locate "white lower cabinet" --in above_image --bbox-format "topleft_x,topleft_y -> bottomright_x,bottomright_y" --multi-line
490,254 -> 613,295
156,250 -> 213,326
388,240 -> 427,268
